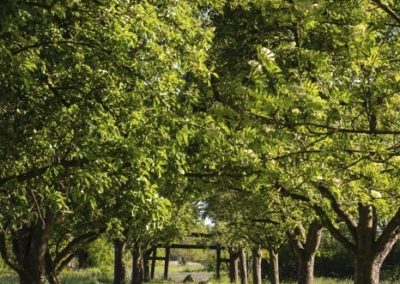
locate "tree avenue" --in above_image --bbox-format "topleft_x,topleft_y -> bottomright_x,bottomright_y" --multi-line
200,1 -> 400,283
1,0 -> 400,284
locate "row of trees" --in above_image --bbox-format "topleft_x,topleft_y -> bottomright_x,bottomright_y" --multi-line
190,1 -> 400,284
0,0 -> 216,283
1,1 -> 400,284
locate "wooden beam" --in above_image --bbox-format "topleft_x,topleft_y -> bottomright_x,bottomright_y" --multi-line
189,232 -> 216,238
216,245 -> 221,279
150,247 -> 157,280
163,247 -> 170,280
157,244 -> 226,250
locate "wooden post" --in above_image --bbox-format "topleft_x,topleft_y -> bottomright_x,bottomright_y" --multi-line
163,247 -> 170,280
150,247 -> 157,280
216,245 -> 222,279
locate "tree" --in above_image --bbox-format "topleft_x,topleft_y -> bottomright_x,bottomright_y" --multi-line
196,3 -> 326,284
0,1 -> 214,283
245,1 -> 400,283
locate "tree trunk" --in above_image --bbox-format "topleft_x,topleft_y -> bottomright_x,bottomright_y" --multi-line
252,245 -> 262,284
294,186 -> 400,284
143,249 -> 151,282
268,248 -> 279,284
354,257 -> 380,284
229,247 -> 239,283
288,221 -> 323,284
131,243 -> 144,284
46,272 -> 60,284
114,239 -> 126,284
77,249 -> 90,269
238,248 -> 248,284
44,250 -> 60,284
18,272 -> 40,284
297,253 -> 316,284
12,215 -> 54,284
352,204 -> 383,284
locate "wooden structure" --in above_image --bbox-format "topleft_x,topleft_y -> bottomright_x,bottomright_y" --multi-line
150,243 -> 228,280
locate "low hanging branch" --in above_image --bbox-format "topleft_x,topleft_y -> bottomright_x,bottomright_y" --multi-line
314,184 -> 358,241
279,186 -> 357,253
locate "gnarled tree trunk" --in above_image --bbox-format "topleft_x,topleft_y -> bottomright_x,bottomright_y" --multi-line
288,220 -> 323,284
114,239 -> 126,284
12,214 -> 54,284
318,198 -> 399,284
283,184 -> 400,284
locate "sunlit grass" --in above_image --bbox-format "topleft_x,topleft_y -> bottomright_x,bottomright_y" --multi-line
0,269 -> 114,284
0,265 -> 398,284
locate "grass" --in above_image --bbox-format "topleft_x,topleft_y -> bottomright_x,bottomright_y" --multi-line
0,268 -> 113,284
0,263 -> 399,284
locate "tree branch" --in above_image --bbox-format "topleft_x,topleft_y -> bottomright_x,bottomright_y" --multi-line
313,206 -> 357,254
53,231 -> 100,271
304,220 -> 323,254
279,187 -> 356,253
251,218 -> 280,225
0,158 -> 88,186
374,207 -> 400,261
315,184 -> 358,241
371,0 -> 400,25
12,40 -> 110,55
248,111 -> 400,135
0,233 -> 20,272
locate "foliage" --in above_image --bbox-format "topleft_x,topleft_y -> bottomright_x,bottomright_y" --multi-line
0,0 -> 217,281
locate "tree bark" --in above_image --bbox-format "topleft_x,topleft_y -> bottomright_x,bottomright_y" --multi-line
131,243 -> 144,284
284,185 -> 400,284
44,231 -> 99,284
297,253 -> 316,284
114,239 -> 126,284
252,245 -> 262,284
238,248 -> 248,284
353,204 -> 382,284
288,221 -> 323,284
12,214 -> 54,284
46,272 -> 60,284
228,247 -> 239,283
320,202 -> 398,284
268,248 -> 279,284
44,251 -> 60,284
354,256 -> 380,284
143,249 -> 151,282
